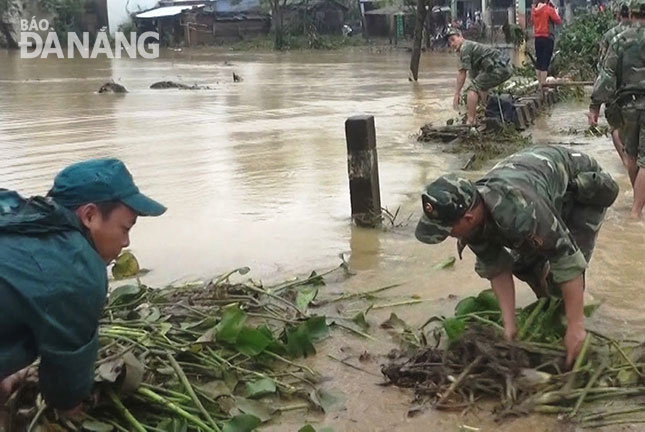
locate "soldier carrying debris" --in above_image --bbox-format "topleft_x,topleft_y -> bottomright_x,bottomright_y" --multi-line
447,28 -> 513,125
415,146 -> 618,367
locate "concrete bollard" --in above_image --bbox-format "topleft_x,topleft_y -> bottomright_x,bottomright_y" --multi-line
345,115 -> 382,227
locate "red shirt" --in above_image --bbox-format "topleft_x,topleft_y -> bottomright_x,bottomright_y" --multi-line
532,3 -> 562,38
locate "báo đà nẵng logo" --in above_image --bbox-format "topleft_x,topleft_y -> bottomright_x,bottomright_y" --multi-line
20,17 -> 159,59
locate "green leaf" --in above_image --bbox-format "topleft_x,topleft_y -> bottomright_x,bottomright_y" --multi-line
296,286 -> 318,313
112,251 -> 140,280
199,380 -> 232,399
443,317 -> 466,341
351,311 -> 369,331
285,316 -> 329,358
380,313 -> 409,330
476,289 -> 500,311
234,397 -> 274,422
216,305 -> 247,344
81,421 -> 114,431
583,303 -> 601,317
245,378 -> 277,398
308,270 -> 326,286
434,256 -> 456,270
108,284 -> 141,306
286,324 -> 316,358
454,296 -> 478,316
309,388 -> 346,413
156,418 -> 188,432
305,316 -> 330,341
222,414 -> 262,432
298,426 -> 317,432
236,327 -> 274,356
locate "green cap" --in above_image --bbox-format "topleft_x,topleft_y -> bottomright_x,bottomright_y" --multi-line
445,27 -> 462,38
48,159 -> 166,216
415,174 -> 477,244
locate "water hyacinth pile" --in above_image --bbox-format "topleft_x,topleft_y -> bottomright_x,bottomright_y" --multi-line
382,291 -> 645,428
6,253 -> 352,431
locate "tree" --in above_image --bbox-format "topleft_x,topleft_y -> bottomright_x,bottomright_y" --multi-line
268,0 -> 289,50
410,0 -> 432,81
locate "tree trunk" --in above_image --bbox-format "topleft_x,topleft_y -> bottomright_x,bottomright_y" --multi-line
564,0 -> 573,23
410,0 -> 430,81
273,0 -> 285,50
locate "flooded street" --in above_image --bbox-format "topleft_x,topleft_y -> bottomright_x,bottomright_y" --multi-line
2,47 -> 645,431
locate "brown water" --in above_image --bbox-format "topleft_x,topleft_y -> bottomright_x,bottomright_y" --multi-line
1,47 -> 643,431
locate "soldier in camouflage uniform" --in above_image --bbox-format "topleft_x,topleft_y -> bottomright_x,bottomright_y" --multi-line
447,28 -> 513,125
415,146 -> 618,367
596,0 -> 631,165
590,0 -> 645,218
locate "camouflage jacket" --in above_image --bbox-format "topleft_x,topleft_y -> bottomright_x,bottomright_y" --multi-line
459,40 -> 508,79
591,21 -> 645,109
597,21 -> 630,70
462,146 -> 599,283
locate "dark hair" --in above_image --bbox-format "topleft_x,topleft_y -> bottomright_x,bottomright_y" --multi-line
69,200 -> 122,218
95,200 -> 123,218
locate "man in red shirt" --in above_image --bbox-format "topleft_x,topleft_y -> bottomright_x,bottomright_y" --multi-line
532,0 -> 562,89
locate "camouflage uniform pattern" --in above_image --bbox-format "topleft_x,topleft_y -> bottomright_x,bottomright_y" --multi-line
597,21 -> 630,71
592,21 -> 645,165
459,40 -> 513,92
416,146 -> 618,295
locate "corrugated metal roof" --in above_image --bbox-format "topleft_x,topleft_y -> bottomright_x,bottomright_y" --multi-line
136,4 -> 205,18
216,0 -> 262,13
364,5 -> 414,15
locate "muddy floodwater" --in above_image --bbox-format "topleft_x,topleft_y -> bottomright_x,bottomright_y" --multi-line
1,47 -> 644,431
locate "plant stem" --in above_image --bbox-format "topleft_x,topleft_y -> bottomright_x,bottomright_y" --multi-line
167,353 -> 221,432
372,299 -> 430,309
437,355 -> 482,406
265,351 -> 317,377
26,403 -> 47,432
517,297 -> 547,340
325,283 -> 402,304
570,360 -> 607,417
137,387 -> 216,432
327,354 -> 381,377
108,388 -> 147,432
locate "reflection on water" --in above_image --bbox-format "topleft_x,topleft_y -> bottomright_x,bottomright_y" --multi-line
1,47 -> 643,431
0,48 -> 459,284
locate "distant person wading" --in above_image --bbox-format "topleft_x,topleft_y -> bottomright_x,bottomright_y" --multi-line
532,0 -> 562,90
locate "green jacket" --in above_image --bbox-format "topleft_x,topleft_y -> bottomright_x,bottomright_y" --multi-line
459,40 -> 508,79
461,146 -> 616,283
0,190 -> 106,410
591,21 -> 645,109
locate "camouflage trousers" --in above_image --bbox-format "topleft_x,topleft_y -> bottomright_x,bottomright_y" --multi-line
619,105 -> 645,168
468,63 -> 513,93
512,166 -> 618,297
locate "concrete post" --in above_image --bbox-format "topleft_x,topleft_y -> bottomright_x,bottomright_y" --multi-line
345,116 -> 381,227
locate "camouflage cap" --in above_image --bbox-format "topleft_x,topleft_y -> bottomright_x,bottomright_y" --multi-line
445,27 -> 462,38
415,174 -> 478,245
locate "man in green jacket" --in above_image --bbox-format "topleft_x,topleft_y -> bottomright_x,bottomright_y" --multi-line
589,0 -> 645,219
415,146 -> 618,367
0,159 -> 165,413
596,0 -> 631,166
447,28 -> 513,125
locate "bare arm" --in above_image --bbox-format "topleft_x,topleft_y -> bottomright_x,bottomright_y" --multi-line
560,274 -> 586,367
490,271 -> 516,339
454,69 -> 467,109
455,69 -> 467,96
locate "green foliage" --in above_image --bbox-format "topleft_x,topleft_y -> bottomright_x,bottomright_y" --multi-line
42,0 -> 84,41
503,23 -> 526,46
550,10 -> 615,80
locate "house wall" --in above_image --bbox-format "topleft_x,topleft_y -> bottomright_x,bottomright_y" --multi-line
107,0 -> 159,35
